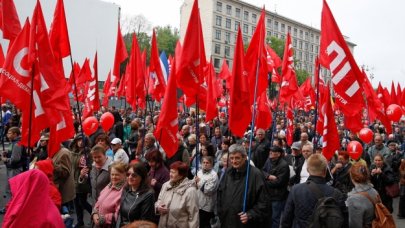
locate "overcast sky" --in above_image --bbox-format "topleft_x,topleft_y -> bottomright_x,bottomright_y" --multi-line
2,0 -> 403,90
105,0 -> 405,89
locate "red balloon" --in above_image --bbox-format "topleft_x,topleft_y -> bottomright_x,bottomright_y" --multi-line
386,104 -> 403,122
347,141 -> 363,160
100,112 -> 115,131
83,117 -> 99,136
358,128 -> 373,144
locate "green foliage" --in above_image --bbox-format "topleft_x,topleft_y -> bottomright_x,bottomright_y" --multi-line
295,68 -> 310,85
267,36 -> 285,58
156,25 -> 179,57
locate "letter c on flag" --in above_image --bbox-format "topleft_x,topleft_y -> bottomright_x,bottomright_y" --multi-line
13,47 -> 29,77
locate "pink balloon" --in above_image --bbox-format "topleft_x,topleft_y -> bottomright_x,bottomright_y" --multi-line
83,117 -> 99,136
386,104 -> 403,122
100,112 -> 115,131
358,128 -> 373,144
347,141 -> 363,160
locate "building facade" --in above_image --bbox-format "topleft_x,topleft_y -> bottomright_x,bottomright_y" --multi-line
180,0 -> 356,77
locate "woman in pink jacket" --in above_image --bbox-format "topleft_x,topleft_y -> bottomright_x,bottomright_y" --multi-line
92,162 -> 127,227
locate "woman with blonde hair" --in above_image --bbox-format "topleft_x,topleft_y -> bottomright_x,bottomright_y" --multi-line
92,162 -> 127,227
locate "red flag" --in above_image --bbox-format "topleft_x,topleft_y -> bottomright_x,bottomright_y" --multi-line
299,78 -> 316,112
176,0 -> 206,98
82,53 -> 101,118
0,44 -> 5,66
126,33 -> 145,110
29,0 -> 70,111
390,81 -> 398,105
102,71 -> 112,107
397,83 -> 402,107
321,85 -> 340,161
111,22 -> 128,96
48,110 -> 75,158
319,0 -> 364,117
266,45 -> 282,83
117,66 -> 127,98
205,62 -> 219,122
229,28 -> 251,137
279,33 -> 299,105
218,58 -> 231,89
49,0 -> 70,60
383,87 -> 391,108
245,8 -> 268,105
154,58 -> 178,158
149,30 -> 166,101
255,91 -> 272,131
0,0 -> 21,41
360,70 -> 383,123
0,20 -> 32,111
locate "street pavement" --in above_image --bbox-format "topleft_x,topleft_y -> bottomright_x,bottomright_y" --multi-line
1,162 -> 405,227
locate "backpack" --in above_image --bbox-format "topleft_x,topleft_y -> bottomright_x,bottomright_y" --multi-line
357,192 -> 396,228
307,181 -> 344,228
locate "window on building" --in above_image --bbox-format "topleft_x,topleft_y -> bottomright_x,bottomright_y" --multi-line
281,34 -> 285,40
252,14 -> 257,23
216,2 -> 222,12
235,8 -> 241,18
267,30 -> 271,36
214,58 -> 221,68
315,45 -> 319,54
225,32 -> 231,43
305,42 -> 308,51
293,28 -> 297,37
299,30 -> 303,38
215,44 -> 221,54
235,21 -> 240,31
243,24 -> 248,34
252,26 -> 256,35
216,16 -> 222,26
305,32 -> 308,40
310,54 -> 313,63
215,30 -> 221,40
316,35 -> 319,43
243,36 -> 248,43
305,53 -> 309,61
299,40 -> 302,49
244,11 -> 249,21
309,65 -> 313,73
310,33 -> 314,42
274,21 -> 278,31
226,5 -> 232,15
274,33 -> 278,38
293,39 -> 297,48
226,18 -> 231,29
310,44 -> 314,52
267,18 -> 272,28
298,51 -> 302,60
225,46 -> 230,57
287,25 -> 291,33
281,24 -> 285,33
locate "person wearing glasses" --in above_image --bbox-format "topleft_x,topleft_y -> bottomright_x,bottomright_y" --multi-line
117,162 -> 155,226
92,162 -> 127,227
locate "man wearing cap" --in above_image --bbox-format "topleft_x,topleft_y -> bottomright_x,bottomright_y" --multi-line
217,144 -> 270,227
262,146 -> 290,228
111,138 -> 129,164
285,141 -> 305,186
34,133 -> 49,161
385,140 -> 402,177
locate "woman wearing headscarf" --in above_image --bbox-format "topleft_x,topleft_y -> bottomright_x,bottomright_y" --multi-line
2,169 -> 64,228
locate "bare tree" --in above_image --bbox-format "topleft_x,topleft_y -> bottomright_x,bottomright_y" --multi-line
121,14 -> 152,36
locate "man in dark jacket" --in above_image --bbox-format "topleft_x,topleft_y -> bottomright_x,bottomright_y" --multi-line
280,154 -> 345,228
217,144 -> 270,228
262,146 -> 290,228
252,128 -> 271,170
284,142 -> 305,186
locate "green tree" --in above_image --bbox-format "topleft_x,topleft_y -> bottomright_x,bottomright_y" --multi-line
295,68 -> 310,85
156,25 -> 179,57
266,36 -> 285,58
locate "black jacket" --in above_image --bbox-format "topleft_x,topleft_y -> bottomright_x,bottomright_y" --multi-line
284,154 -> 305,186
252,139 -> 271,170
280,176 -> 345,228
217,162 -> 270,228
332,163 -> 354,196
262,157 -> 290,201
117,188 -> 156,227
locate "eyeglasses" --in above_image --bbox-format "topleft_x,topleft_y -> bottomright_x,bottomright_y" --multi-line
126,172 -> 139,178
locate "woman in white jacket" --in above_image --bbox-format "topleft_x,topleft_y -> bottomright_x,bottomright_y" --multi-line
195,156 -> 218,228
155,161 -> 199,228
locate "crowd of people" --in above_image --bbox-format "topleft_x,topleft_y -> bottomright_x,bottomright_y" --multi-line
0,103 -> 405,227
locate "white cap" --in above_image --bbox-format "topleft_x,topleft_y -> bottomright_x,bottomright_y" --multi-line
111,138 -> 122,145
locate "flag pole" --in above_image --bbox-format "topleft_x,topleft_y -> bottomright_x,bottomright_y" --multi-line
0,99 -> 4,151
195,95 -> 200,174
27,63 -> 36,154
313,59 -> 321,153
243,47 -> 262,213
